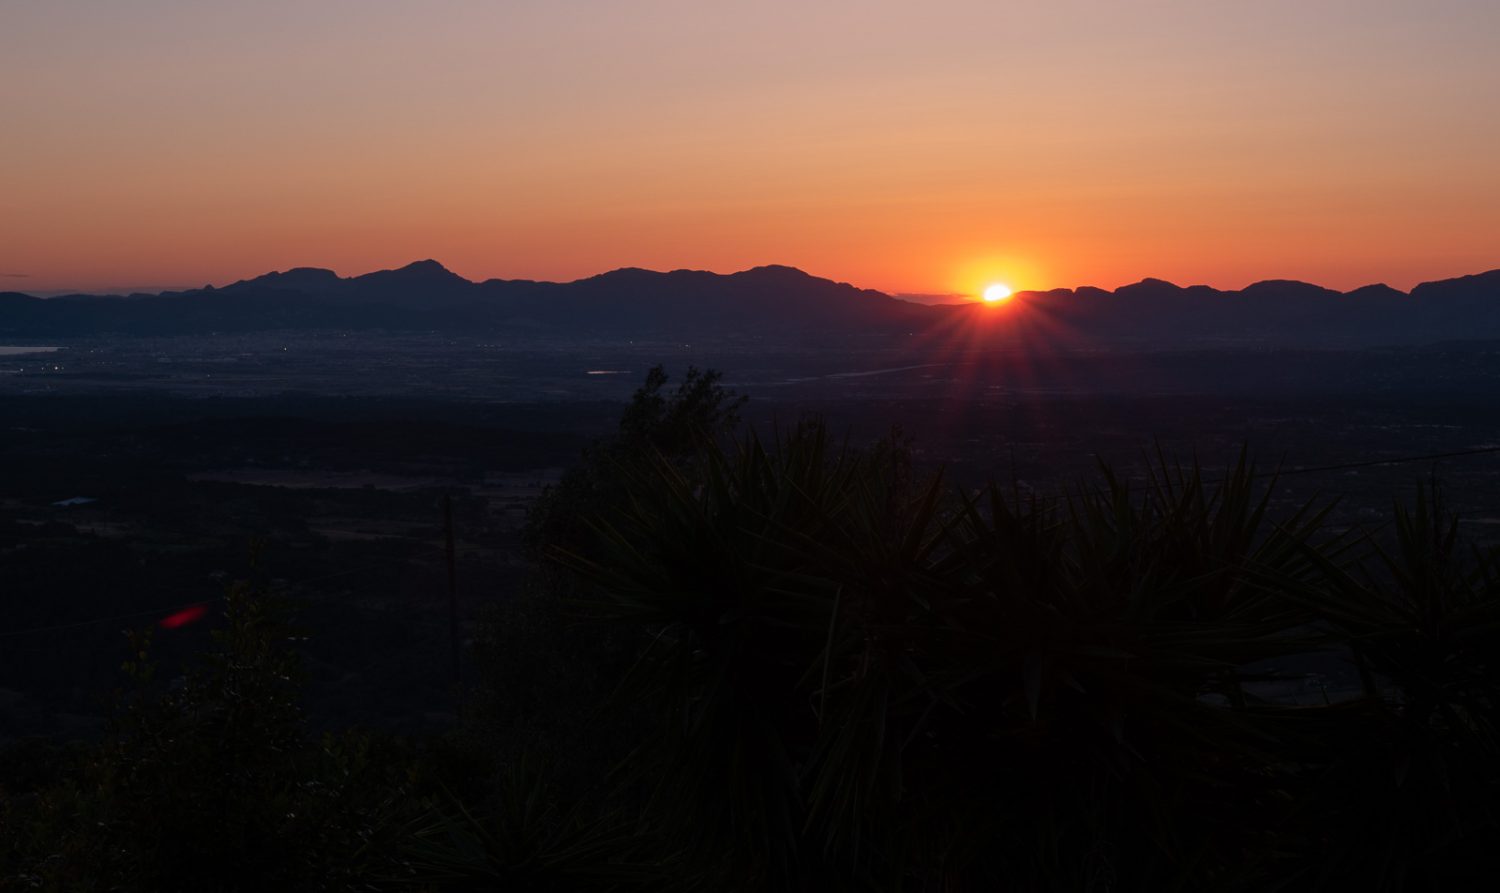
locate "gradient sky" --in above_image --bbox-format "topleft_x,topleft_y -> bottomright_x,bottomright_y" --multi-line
4,0 -> 1498,295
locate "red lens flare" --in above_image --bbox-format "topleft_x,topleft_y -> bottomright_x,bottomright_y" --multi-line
159,604 -> 209,629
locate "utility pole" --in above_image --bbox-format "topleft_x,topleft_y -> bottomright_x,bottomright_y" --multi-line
443,494 -> 461,689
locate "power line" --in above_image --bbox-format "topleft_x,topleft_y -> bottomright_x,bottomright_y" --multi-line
1177,444 -> 1500,488
1270,444 -> 1500,478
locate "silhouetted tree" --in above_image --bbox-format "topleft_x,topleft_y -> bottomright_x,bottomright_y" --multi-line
523,365 -> 744,562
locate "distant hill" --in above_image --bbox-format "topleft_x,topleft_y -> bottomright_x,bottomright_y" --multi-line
3,262 -> 1499,346
980,271 -> 1500,346
0,263 -> 931,339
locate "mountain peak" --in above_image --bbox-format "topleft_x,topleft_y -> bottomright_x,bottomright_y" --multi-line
351,260 -> 467,285
233,266 -> 342,293
1115,277 -> 1184,296
395,259 -> 454,275
338,259 -> 473,304
363,259 -> 467,284
1344,283 -> 1406,300
734,264 -> 819,284
592,266 -> 658,279
742,263 -> 809,276
1240,280 -> 1339,299
1412,268 -> 1500,300
1125,277 -> 1180,288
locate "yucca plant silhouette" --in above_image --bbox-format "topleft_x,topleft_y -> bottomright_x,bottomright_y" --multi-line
558,422 -> 878,886
894,452 -> 1337,890
1267,482 -> 1500,891
552,422 -> 1365,890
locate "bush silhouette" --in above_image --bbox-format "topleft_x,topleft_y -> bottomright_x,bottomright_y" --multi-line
2,582 -> 434,891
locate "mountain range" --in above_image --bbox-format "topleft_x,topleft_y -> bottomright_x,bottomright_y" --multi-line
3,261 -> 1499,347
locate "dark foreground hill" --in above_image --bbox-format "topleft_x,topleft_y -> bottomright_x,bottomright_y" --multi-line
3,261 -> 1499,346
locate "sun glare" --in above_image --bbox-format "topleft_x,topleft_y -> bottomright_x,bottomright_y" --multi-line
983,283 -> 1013,303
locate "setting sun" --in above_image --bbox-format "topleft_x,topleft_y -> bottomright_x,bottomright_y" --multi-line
983,284 -> 1013,303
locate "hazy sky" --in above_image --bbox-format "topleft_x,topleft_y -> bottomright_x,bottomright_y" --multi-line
3,0 -> 1498,294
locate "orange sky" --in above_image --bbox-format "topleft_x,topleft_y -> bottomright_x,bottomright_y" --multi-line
3,1 -> 1498,295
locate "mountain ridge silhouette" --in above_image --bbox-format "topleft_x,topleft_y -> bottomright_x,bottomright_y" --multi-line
3,261 -> 1499,345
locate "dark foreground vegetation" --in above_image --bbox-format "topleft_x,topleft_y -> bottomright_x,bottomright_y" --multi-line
4,369 -> 1499,891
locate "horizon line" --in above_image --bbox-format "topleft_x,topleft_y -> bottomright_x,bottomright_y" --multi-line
10,258 -> 1500,301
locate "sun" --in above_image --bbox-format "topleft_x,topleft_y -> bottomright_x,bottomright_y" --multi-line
983,283 -> 1013,303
